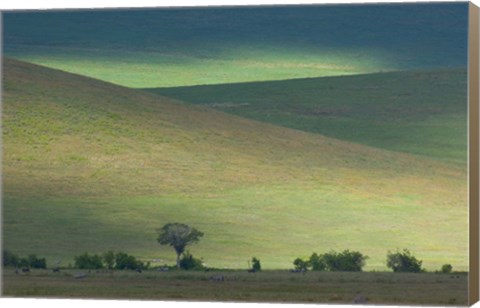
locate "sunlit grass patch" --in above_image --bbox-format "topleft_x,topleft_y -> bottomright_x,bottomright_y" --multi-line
6,45 -> 390,88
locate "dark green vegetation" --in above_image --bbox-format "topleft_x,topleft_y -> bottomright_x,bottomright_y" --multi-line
3,250 -> 47,269
3,3 -> 467,87
294,250 -> 368,272
386,249 -> 424,273
73,251 -> 149,271
74,250 -> 149,270
2,58 -> 468,271
2,269 -> 468,305
74,253 -> 104,270
442,264 -> 453,274
148,69 -> 468,164
251,257 -> 261,272
179,251 -> 205,271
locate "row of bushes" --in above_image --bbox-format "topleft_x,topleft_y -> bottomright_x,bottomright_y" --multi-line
74,251 -> 150,270
293,250 -> 367,272
3,250 -> 149,271
3,250 -> 47,269
3,248 -> 251,272
73,250 -> 255,272
2,249 -> 454,274
292,249 -> 453,273
172,250 -> 446,274
74,250 -> 207,271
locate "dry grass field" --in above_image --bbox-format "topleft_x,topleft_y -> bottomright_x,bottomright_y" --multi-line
2,269 -> 468,305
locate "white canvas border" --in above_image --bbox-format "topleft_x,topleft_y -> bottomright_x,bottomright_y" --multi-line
0,1 -> 478,308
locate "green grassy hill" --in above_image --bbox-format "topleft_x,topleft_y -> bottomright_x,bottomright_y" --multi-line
3,58 -> 467,271
147,69 -> 468,164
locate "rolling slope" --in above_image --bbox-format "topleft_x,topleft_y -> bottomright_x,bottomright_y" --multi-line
2,58 -> 467,270
147,69 -> 468,165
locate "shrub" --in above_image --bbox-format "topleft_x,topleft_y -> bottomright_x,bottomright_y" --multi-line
18,257 -> 30,268
293,257 -> 309,271
179,251 -> 204,270
252,257 -> 261,271
115,252 -> 148,270
28,254 -> 47,269
309,253 -> 327,271
3,251 -> 47,268
74,252 -> 104,269
3,250 -> 20,267
322,250 -> 367,272
441,264 -> 453,274
386,249 -> 423,273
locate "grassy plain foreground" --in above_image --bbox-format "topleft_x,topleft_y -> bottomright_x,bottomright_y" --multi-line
2,269 -> 468,305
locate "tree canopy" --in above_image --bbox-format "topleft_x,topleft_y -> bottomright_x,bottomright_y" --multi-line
157,223 -> 204,268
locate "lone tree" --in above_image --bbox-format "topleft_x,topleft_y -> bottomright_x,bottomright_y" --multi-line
156,223 -> 204,268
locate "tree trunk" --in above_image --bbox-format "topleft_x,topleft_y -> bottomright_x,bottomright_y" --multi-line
176,252 -> 181,268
